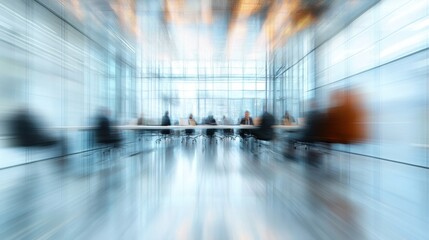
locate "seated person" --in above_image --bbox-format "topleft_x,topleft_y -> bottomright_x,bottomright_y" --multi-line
282,111 -> 295,125
289,100 -> 326,142
239,110 -> 253,138
9,107 -> 59,147
185,113 -> 197,135
284,101 -> 328,165
204,114 -> 217,137
221,115 -> 234,135
253,110 -> 276,141
302,106 -> 327,143
286,100 -> 327,148
137,114 -> 144,125
136,114 -> 145,135
95,108 -> 121,146
161,111 -> 171,134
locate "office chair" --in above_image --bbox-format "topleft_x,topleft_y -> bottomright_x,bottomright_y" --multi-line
181,128 -> 200,144
155,129 -> 175,143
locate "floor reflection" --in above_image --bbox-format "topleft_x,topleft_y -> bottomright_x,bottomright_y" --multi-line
0,140 -> 428,239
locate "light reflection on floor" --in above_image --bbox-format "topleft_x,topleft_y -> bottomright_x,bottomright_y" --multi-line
0,140 -> 428,240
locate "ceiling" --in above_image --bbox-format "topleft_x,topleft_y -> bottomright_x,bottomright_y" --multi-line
41,0 -> 377,62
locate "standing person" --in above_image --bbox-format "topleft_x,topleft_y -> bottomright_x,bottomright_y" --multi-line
161,111 -> 171,134
239,110 -> 253,138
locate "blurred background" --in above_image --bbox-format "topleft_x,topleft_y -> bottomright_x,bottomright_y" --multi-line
1,0 -> 428,168
0,0 -> 428,239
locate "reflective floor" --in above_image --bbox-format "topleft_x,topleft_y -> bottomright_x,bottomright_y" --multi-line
0,140 -> 428,240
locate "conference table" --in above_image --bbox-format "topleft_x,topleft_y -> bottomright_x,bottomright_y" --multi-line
50,125 -> 302,131
50,125 -> 302,145
47,125 -> 303,150
118,125 -> 301,130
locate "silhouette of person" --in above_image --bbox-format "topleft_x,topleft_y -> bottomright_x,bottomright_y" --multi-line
253,110 -> 275,141
95,108 -> 121,146
161,111 -> 171,135
239,110 -> 254,138
204,113 -> 217,137
9,107 -> 57,147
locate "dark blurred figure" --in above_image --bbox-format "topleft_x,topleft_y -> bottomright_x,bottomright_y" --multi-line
204,113 -> 217,137
9,107 -> 58,147
95,108 -> 121,146
239,110 -> 254,138
285,99 -> 327,163
8,107 -> 68,164
137,114 -> 144,125
136,114 -> 145,142
302,100 -> 328,143
253,110 -> 276,141
282,111 -> 296,125
161,111 -> 171,134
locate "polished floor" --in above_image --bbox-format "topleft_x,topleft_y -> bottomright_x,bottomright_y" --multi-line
0,139 -> 428,240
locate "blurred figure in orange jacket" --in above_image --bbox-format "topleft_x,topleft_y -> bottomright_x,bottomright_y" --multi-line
324,88 -> 367,144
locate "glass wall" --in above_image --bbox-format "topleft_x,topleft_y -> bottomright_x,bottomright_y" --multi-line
272,29 -> 315,124
312,0 -> 429,167
137,59 -> 268,125
270,0 -> 429,167
0,0 -> 136,168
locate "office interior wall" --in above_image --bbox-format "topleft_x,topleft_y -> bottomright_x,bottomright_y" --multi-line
312,0 -> 429,167
0,0 -> 137,168
271,0 -> 428,167
136,58 -> 269,125
272,29 -> 315,124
